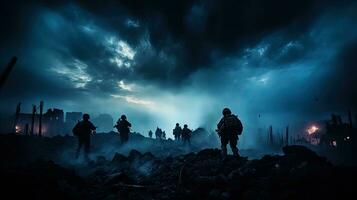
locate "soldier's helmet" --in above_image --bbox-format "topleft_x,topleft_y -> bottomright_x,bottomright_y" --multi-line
222,108 -> 232,116
83,113 -> 90,120
121,115 -> 127,120
184,124 -> 188,128
176,123 -> 179,126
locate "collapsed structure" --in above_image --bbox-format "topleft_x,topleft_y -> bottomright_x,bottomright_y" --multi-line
13,102 -> 113,136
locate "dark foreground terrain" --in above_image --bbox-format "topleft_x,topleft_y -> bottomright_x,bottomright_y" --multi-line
1,134 -> 356,200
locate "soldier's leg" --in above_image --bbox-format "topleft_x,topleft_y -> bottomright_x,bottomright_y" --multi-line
221,135 -> 228,158
123,133 -> 129,143
84,138 -> 90,161
75,139 -> 83,159
229,134 -> 239,157
120,133 -> 125,144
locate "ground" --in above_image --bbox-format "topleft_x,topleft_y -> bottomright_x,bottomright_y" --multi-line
0,134 -> 356,200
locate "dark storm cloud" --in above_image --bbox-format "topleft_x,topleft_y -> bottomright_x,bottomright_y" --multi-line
24,0 -> 345,85
2,0 -> 354,87
321,40 -> 357,110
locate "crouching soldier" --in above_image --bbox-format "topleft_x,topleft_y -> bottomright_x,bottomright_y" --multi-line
217,108 -> 243,159
73,114 -> 96,161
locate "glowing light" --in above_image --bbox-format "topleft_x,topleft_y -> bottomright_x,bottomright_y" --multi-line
332,140 -> 337,147
15,125 -> 21,134
307,125 -> 319,135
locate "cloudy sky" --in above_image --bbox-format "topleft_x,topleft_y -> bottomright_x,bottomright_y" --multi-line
1,0 -> 357,143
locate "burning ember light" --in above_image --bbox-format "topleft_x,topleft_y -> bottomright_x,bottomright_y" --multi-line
332,140 -> 337,147
15,125 -> 21,134
307,125 -> 319,135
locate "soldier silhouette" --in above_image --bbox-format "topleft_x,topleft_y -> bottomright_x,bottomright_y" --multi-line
114,115 -> 132,144
217,108 -> 243,159
182,124 -> 192,145
173,123 -> 182,141
73,114 -> 96,161
148,130 -> 153,138
155,127 -> 162,140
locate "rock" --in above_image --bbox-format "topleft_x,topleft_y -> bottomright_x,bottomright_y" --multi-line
221,192 -> 230,199
128,149 -> 142,161
96,156 -> 107,165
112,153 -> 128,163
105,172 -> 133,185
196,148 -> 221,158
209,189 -> 221,199
141,152 -> 155,161
283,145 -> 319,160
228,169 -> 241,181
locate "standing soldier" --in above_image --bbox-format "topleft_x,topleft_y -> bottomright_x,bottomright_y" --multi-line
162,131 -> 166,140
155,127 -> 162,140
73,114 -> 96,161
182,124 -> 192,145
114,115 -> 132,144
173,123 -> 182,141
148,130 -> 153,138
216,108 -> 243,159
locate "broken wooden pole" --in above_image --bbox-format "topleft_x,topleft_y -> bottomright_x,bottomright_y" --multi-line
30,105 -> 36,136
39,101 -> 43,137
13,102 -> 21,133
0,56 -> 17,89
25,124 -> 29,135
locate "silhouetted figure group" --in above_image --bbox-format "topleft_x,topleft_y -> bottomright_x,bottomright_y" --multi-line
172,123 -> 192,145
155,127 -> 165,140
73,107 -> 243,162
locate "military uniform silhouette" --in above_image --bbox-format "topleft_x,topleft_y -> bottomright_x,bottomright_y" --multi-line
217,108 -> 243,158
148,130 -> 153,138
73,114 -> 96,160
155,127 -> 162,140
173,123 -> 182,141
182,124 -> 192,145
115,115 -> 131,144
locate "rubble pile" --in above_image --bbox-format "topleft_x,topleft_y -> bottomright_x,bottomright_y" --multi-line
2,145 -> 355,200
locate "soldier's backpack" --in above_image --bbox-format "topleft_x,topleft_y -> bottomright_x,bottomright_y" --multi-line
223,115 -> 243,135
72,122 -> 80,136
173,127 -> 181,136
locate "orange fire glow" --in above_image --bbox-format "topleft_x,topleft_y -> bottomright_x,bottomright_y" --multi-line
307,125 -> 319,135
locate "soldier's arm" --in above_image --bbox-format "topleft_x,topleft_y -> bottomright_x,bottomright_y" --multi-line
217,118 -> 224,129
72,122 -> 79,132
90,122 -> 96,130
127,121 -> 132,127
